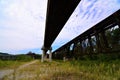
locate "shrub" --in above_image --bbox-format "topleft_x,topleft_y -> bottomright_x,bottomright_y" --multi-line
16,54 -> 33,61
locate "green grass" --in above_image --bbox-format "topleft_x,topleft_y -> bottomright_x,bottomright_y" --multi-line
0,54 -> 34,70
0,60 -> 30,70
3,59 -> 120,80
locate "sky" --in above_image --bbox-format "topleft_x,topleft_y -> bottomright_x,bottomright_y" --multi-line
0,0 -> 120,54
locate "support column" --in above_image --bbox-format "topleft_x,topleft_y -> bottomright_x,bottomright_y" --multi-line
88,36 -> 93,54
115,17 -> 120,29
100,31 -> 110,53
79,40 -> 83,55
41,46 -> 47,62
41,50 -> 45,62
66,45 -> 70,58
101,31 -> 109,48
49,47 -> 52,62
95,33 -> 102,53
114,13 -> 120,28
117,19 -> 120,28
72,43 -> 76,54
67,45 -> 70,53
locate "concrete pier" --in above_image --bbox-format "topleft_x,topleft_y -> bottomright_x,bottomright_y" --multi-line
41,46 -> 52,62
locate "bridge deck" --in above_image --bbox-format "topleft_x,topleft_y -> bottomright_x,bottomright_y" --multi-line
43,0 -> 81,50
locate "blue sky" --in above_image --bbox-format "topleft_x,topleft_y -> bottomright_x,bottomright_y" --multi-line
0,0 -> 120,54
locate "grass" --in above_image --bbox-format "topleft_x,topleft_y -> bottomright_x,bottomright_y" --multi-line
0,55 -> 33,70
0,60 -> 31,70
1,53 -> 120,80
70,60 -> 120,80
3,58 -> 120,80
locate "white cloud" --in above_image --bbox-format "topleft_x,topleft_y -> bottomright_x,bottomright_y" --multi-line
0,0 -> 47,53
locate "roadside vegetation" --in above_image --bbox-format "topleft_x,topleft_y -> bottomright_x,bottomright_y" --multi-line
3,53 -> 120,80
0,55 -> 33,70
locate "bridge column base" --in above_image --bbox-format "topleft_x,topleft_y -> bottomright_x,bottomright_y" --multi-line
49,47 -> 52,62
41,47 -> 52,62
41,50 -> 47,62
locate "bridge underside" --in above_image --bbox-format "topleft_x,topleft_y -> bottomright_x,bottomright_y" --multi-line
43,0 -> 81,50
53,10 -> 120,59
42,0 -> 81,62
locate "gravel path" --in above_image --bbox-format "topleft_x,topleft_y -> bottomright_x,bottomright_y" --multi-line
0,60 -> 38,79
0,69 -> 13,79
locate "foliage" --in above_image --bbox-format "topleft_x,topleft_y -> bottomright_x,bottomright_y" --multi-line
106,27 -> 120,49
34,54 -> 41,59
0,54 -> 38,70
0,60 -> 27,69
77,53 -> 120,61
16,54 -> 33,61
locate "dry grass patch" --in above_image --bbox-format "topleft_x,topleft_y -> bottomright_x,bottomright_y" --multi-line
3,60 -> 120,80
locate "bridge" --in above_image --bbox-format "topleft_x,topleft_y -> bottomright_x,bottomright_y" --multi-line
41,0 -> 81,62
42,0 -> 120,62
53,10 -> 120,59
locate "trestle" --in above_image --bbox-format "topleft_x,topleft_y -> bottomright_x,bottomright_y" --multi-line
52,9 -> 120,59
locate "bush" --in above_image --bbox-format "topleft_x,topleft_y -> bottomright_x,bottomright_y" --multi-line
16,54 -> 33,61
77,53 -> 120,61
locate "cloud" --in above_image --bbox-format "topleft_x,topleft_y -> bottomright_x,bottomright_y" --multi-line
0,0 -> 47,54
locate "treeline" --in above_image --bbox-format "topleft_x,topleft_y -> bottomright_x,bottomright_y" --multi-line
0,51 -> 41,61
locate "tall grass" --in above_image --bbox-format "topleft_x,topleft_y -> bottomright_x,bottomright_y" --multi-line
70,60 -> 120,80
3,53 -> 120,80
3,60 -> 120,80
